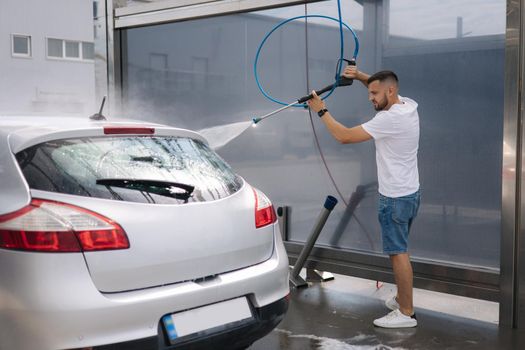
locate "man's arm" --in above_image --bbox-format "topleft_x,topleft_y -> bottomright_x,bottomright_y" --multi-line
306,91 -> 372,144
343,65 -> 370,87
320,111 -> 372,144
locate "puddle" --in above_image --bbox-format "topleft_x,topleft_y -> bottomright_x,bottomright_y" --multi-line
274,329 -> 408,350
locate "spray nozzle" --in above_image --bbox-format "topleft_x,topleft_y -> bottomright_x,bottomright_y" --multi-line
252,117 -> 262,125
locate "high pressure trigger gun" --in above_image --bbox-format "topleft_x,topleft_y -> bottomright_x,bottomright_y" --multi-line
297,59 -> 356,103
252,59 -> 357,125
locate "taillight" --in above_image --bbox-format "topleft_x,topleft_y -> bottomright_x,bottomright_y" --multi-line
0,199 -> 129,252
253,187 -> 276,228
103,126 -> 155,135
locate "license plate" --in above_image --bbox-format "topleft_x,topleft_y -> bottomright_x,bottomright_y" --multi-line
162,297 -> 253,343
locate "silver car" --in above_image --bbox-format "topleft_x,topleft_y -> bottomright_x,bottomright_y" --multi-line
0,116 -> 289,350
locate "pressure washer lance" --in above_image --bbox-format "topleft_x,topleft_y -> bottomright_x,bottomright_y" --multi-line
252,60 -> 356,125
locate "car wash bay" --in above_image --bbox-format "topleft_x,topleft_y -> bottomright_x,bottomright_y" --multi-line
98,274 -> 523,350
251,275 -> 522,350
95,0 -> 525,347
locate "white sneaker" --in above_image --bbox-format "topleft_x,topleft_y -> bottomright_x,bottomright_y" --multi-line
385,295 -> 400,311
373,309 -> 417,328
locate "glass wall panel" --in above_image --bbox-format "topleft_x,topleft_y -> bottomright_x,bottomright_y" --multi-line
122,0 -> 504,269
384,0 -> 505,268
122,5 -> 337,241
389,0 -> 505,40
303,0 -> 504,268
304,0 -> 381,254
123,5 -> 309,128
301,0 -> 504,268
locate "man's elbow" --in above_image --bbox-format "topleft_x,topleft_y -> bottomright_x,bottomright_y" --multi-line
329,127 -> 364,144
335,135 -> 353,144
341,138 -> 358,144
337,134 -> 368,144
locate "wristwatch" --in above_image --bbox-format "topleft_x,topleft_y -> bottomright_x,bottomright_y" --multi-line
317,108 -> 328,117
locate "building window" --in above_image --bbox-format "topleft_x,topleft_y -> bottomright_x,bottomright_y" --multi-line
82,42 -> 95,60
48,38 -> 63,58
46,38 -> 94,61
12,34 -> 31,57
65,40 -> 80,58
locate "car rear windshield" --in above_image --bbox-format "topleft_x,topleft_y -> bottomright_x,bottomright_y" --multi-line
16,136 -> 243,204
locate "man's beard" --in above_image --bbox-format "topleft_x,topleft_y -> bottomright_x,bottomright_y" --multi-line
374,94 -> 388,111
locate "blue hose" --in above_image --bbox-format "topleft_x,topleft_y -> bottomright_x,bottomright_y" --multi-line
335,0 -> 345,82
254,2 -> 359,107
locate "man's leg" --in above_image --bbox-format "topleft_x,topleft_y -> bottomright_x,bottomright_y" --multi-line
390,253 -> 414,316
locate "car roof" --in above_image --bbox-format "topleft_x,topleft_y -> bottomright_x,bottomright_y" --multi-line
0,115 -> 208,215
0,115 -> 207,153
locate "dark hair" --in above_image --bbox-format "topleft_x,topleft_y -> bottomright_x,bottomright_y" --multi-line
367,70 -> 399,85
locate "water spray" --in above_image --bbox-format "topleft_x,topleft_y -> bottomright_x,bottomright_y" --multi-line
202,1 -> 360,150
252,59 -> 356,126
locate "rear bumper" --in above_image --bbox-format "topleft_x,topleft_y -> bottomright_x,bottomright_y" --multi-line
0,224 -> 289,350
96,295 -> 289,350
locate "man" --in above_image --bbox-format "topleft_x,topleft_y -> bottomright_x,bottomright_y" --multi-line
307,65 -> 420,328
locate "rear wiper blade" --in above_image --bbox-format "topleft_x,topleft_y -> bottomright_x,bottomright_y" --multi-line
96,178 -> 194,201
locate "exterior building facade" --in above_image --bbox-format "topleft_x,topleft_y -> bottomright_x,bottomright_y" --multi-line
0,0 -> 96,115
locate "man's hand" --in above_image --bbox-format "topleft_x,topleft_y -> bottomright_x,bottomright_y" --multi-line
306,91 -> 325,113
343,64 -> 370,87
343,64 -> 359,79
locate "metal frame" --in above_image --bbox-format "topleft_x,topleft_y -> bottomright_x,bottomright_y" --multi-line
93,0 -> 108,106
95,0 -> 524,328
286,242 -> 500,301
361,0 -> 387,72
500,0 -> 524,329
115,0 -> 218,17
94,0 -> 124,116
114,0 -> 325,29
516,0 -> 525,330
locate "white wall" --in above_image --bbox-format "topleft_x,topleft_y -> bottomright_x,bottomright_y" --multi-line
0,0 -> 96,115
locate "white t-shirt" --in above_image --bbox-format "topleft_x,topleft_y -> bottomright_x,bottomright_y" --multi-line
361,96 -> 420,198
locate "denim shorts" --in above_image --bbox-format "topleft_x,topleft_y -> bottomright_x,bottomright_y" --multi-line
378,190 -> 420,255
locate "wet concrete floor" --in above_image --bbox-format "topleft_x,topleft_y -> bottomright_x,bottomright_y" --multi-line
249,275 -> 524,350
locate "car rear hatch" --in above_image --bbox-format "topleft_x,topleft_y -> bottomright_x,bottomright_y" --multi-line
12,128 -> 276,292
